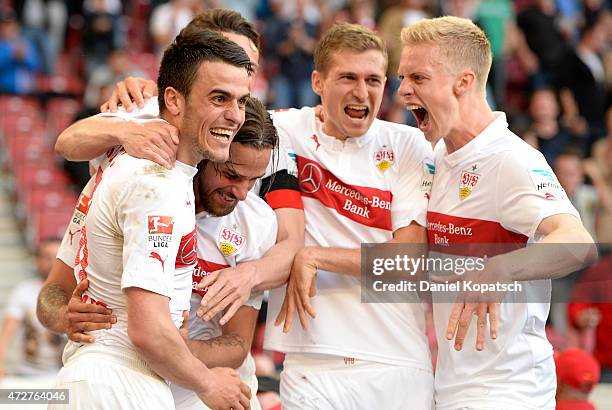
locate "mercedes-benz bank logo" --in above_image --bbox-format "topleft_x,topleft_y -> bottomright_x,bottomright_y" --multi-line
299,163 -> 324,194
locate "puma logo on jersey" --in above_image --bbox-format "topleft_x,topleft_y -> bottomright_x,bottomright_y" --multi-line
149,251 -> 168,271
311,134 -> 321,151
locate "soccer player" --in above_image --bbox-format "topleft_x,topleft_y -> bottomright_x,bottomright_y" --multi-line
398,16 -> 595,409
174,99 -> 277,410
268,23 -> 435,409
45,30 -> 253,409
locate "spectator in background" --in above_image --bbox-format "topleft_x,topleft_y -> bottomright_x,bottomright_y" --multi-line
12,0 -> 67,74
264,0 -> 319,109
517,0 -> 573,89
555,151 -> 600,239
0,239 -> 64,378
584,107 -> 612,243
554,348 -> 601,410
560,14 -> 610,156
81,0 -> 125,75
523,87 -> 576,165
149,0 -> 194,55
0,9 -> 41,95
84,48 -> 144,109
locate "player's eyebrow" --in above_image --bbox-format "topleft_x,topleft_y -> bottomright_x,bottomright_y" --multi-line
208,89 -> 250,101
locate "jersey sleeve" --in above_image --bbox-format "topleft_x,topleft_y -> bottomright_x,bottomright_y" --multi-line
390,132 -> 433,232
496,150 -> 580,238
116,173 -> 185,298
96,97 -> 160,121
258,129 -> 303,210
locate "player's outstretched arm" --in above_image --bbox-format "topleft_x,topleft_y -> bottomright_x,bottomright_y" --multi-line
444,214 -> 596,351
197,208 -> 305,325
277,221 -> 426,332
37,260 -> 116,342
188,306 -> 258,369
126,288 -> 251,409
100,77 -> 158,113
55,115 -> 179,169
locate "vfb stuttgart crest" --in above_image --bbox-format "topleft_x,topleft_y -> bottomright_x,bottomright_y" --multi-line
374,146 -> 394,172
459,169 -> 480,200
218,225 -> 246,255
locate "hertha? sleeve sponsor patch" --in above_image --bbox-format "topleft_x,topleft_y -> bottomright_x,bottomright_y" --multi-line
528,169 -> 568,201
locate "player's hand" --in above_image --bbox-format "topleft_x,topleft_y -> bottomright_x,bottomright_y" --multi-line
198,367 -> 251,410
100,77 -> 158,113
196,263 -> 256,326
65,278 -> 116,343
431,262 -> 509,351
119,120 -> 179,169
445,301 -> 499,351
275,247 -> 317,332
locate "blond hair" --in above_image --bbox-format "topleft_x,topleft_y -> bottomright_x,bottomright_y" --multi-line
400,16 -> 492,93
314,23 -> 388,74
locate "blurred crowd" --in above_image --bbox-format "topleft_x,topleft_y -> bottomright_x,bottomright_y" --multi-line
0,0 -> 610,408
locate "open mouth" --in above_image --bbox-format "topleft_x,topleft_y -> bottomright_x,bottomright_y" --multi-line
210,127 -> 234,143
344,104 -> 369,120
217,190 -> 236,205
406,104 -> 429,131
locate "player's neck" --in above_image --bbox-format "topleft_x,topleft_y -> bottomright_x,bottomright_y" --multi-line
159,113 -> 201,167
444,97 -> 495,154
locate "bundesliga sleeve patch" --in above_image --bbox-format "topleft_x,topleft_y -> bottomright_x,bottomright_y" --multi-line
148,215 -> 174,234
528,169 -> 567,201
147,215 -> 174,252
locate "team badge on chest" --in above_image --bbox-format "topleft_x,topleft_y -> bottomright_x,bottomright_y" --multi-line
218,225 -> 246,255
459,166 -> 480,200
374,146 -> 394,172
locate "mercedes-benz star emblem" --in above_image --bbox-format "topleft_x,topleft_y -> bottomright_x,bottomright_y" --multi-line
299,162 -> 324,194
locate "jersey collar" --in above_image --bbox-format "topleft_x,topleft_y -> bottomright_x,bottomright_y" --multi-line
443,112 -> 507,168
175,160 -> 198,178
311,109 -> 379,151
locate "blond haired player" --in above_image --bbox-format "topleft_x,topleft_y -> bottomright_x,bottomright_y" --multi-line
398,16 -> 595,409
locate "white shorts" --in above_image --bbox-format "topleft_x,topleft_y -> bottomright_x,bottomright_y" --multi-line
280,353 -> 434,410
435,356 -> 556,410
49,345 -> 174,410
171,374 -> 260,410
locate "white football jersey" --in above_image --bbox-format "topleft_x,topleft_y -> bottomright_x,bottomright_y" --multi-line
264,107 -> 434,369
428,113 -> 579,409
171,191 -> 277,409
61,137 -> 197,363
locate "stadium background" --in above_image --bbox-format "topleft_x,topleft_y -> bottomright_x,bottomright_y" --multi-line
0,0 -> 610,409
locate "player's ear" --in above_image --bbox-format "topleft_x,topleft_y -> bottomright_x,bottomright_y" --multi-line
163,87 -> 184,116
312,70 -> 323,97
453,70 -> 476,97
